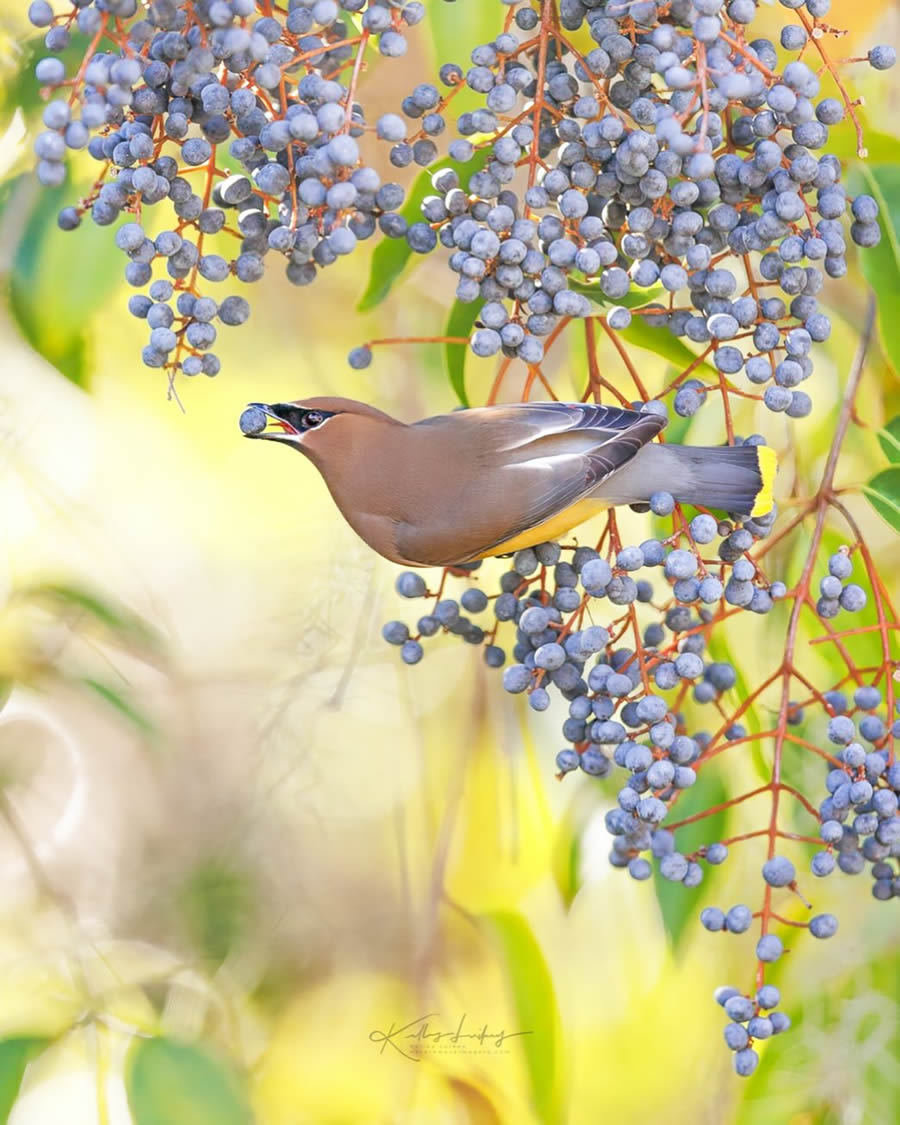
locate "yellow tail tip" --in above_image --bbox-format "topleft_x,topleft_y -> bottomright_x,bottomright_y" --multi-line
752,445 -> 778,517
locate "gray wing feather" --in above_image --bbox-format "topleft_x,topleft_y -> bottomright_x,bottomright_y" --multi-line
465,402 -> 667,556
454,401 -> 663,452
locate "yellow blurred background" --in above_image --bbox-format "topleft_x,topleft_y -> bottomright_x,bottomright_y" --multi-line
0,1 -> 898,1123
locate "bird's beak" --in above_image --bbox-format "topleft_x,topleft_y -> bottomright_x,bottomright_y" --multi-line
241,402 -> 301,444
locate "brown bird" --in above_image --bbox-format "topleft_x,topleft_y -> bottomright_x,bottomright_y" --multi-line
240,397 -> 776,568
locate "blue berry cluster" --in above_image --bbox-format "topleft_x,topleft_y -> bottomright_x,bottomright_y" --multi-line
714,983 -> 791,1077
813,691 -> 900,896
816,548 -> 868,618
29,0 -> 894,387
27,0 -> 423,378
346,0 -> 894,420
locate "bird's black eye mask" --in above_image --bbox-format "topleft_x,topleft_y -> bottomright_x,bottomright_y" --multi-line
271,405 -> 337,432
240,403 -> 338,439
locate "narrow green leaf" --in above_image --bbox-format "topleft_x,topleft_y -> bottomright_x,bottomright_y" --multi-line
126,1038 -> 253,1125
481,912 -> 564,1125
568,281 -> 664,310
618,315 -> 717,380
427,4 -> 500,73
426,6 -> 504,119
357,148 -> 489,312
850,162 -> 900,375
0,36 -> 87,130
444,298 -> 480,407
876,416 -> 900,464
80,678 -> 158,738
572,274 -> 716,378
23,582 -> 162,654
4,171 -> 122,387
660,404 -> 694,448
550,803 -> 582,910
863,467 -> 900,533
706,631 -> 769,784
0,1037 -> 51,1124
652,766 -> 730,950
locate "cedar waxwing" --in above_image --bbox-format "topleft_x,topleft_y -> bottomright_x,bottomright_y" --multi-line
240,397 -> 776,568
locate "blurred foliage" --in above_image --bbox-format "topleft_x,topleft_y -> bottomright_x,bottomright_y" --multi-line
177,861 -> 255,968
481,911 -> 563,1125
0,580 -> 163,737
6,171 -> 122,387
0,1038 -> 51,1123
865,413 -> 900,532
0,30 -> 121,387
126,1038 -> 253,1125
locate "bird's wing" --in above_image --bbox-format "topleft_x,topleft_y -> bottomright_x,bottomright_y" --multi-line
408,402 -> 667,562
465,401 -> 666,456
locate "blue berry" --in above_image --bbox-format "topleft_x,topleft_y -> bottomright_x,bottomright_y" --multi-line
809,913 -> 838,939
762,856 -> 795,887
725,905 -> 752,933
756,934 -> 784,962
701,907 -> 726,932
396,572 -> 427,599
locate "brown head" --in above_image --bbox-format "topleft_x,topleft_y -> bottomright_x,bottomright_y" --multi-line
241,396 -> 401,464
242,396 -> 417,561
241,396 -> 413,553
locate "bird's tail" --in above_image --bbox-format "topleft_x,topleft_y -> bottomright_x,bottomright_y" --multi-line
599,442 -> 777,517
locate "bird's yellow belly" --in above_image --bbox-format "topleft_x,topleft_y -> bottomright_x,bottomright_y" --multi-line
479,498 -> 610,559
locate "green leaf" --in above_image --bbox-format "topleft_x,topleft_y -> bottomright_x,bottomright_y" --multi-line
481,912 -> 564,1125
550,802 -> 582,910
427,4 -> 500,69
876,416 -> 900,464
618,315 -> 717,380
0,36 -> 88,131
652,765 -> 730,950
863,467 -> 900,533
570,277 -> 717,379
850,163 -> 900,375
179,862 -> 254,966
23,582 -> 162,655
427,7 -> 504,118
568,281 -> 665,310
444,298 -> 480,407
706,631 -> 769,784
827,109 -> 899,164
357,148 -> 489,312
4,170 -> 123,387
126,1038 -> 253,1125
80,678 -> 158,738
0,1037 -> 51,1123
661,405 -> 694,448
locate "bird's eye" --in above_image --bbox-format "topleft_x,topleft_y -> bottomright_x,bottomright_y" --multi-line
304,410 -> 325,428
